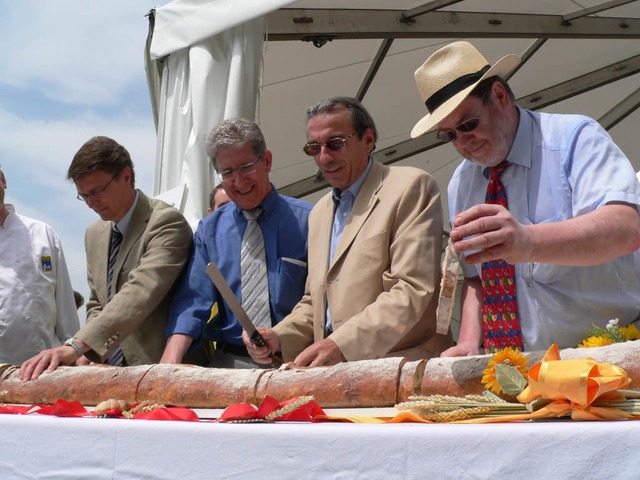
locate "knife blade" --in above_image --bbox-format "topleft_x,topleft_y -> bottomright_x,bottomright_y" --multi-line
206,262 -> 283,368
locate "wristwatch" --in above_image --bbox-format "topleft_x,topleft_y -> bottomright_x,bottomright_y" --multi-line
64,337 -> 86,358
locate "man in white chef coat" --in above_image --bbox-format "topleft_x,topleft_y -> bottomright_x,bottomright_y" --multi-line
0,164 -> 79,364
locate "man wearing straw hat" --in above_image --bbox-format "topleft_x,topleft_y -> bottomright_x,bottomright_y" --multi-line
411,41 -> 640,355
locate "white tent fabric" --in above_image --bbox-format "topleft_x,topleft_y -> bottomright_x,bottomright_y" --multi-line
149,0 -> 296,60
149,0 -> 299,225
150,14 -> 265,226
148,1 -> 640,223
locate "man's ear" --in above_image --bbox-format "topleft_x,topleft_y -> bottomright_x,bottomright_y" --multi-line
121,166 -> 134,186
263,150 -> 273,173
491,81 -> 511,109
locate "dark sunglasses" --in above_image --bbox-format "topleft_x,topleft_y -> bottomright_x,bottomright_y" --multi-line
436,100 -> 483,143
303,132 -> 356,156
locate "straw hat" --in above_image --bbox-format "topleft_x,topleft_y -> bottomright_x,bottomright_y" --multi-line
411,41 -> 520,138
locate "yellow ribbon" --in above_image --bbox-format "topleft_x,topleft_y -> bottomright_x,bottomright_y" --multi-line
515,343 -> 632,421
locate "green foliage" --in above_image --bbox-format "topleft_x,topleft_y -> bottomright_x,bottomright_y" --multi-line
494,363 -> 528,395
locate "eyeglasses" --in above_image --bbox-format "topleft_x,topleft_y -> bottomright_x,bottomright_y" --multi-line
436,100 -> 484,143
302,132 -> 356,156
76,174 -> 118,202
218,157 -> 262,182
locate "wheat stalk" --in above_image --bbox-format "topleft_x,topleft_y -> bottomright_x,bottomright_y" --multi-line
122,400 -> 166,418
265,396 -> 314,422
397,393 -> 528,422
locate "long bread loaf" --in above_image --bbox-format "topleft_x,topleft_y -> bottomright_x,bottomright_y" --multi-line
1,341 -> 639,408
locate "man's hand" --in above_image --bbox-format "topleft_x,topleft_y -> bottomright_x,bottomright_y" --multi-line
242,328 -> 280,364
450,204 -> 532,265
160,334 -> 194,364
440,341 -> 481,357
20,346 -> 79,381
75,356 -> 92,366
293,338 -> 345,367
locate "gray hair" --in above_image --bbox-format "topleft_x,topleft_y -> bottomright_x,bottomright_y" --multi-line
206,118 -> 267,171
305,96 -> 378,150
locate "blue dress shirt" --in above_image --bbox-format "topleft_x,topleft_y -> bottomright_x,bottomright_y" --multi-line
167,187 -> 312,347
448,107 -> 640,351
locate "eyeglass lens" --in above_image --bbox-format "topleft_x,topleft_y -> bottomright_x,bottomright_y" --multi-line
303,133 -> 355,156
437,118 -> 481,143
219,158 -> 261,181
76,174 -> 116,201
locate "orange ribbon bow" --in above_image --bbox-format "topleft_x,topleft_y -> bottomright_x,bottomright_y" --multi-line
516,344 -> 633,421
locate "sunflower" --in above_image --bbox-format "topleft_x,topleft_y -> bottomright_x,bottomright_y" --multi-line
620,324 -> 640,341
481,347 -> 529,395
578,335 -> 614,348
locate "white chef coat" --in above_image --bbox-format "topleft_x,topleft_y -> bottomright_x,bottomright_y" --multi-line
0,205 -> 79,364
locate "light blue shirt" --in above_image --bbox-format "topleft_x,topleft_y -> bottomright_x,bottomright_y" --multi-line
113,190 -> 139,237
325,158 -> 373,333
448,107 -> 640,351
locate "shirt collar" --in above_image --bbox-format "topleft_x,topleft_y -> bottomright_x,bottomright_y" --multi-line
332,157 -> 373,204
505,107 -> 532,169
233,183 -> 278,221
114,190 -> 139,236
0,204 -> 15,228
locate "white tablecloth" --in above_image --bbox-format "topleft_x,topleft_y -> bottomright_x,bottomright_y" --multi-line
0,414 -> 636,479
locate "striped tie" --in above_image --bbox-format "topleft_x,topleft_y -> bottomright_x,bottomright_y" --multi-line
481,161 -> 524,353
105,225 -> 125,366
107,226 -> 122,301
240,209 -> 271,328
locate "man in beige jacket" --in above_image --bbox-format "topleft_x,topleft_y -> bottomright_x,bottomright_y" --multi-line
21,136 -> 192,380
245,97 -> 452,367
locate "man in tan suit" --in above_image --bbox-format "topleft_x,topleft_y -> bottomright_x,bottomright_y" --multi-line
21,136 -> 192,380
244,97 -> 452,367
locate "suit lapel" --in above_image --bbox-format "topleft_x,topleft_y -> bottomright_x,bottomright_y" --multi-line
95,221 -> 112,300
315,194 -> 334,276
329,162 -> 384,269
114,192 -> 152,275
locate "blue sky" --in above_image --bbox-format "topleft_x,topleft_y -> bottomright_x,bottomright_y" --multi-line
0,1 -> 162,321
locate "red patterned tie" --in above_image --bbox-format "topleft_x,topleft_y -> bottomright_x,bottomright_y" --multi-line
481,161 -> 524,353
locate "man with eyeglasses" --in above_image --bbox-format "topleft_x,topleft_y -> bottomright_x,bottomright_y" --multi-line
20,136 -> 192,380
0,164 -> 79,365
410,41 -> 640,356
161,118 -> 312,368
244,96 -> 453,367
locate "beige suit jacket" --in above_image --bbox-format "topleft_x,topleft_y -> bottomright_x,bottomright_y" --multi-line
274,161 -> 453,362
77,191 -> 192,365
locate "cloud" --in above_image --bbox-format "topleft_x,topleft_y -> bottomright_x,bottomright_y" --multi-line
0,0 -> 158,106
0,0 -> 161,323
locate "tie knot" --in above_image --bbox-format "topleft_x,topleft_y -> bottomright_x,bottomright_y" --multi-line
490,161 -> 508,180
111,225 -> 122,240
242,208 -> 262,221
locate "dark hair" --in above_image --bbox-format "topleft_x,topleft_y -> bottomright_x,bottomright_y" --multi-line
208,183 -> 225,209
206,118 -> 267,171
470,76 -> 516,104
67,136 -> 135,187
305,96 -> 378,151
73,290 -> 85,310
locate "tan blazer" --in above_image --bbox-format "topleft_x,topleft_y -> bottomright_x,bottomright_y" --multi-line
274,162 -> 453,362
77,191 -> 192,365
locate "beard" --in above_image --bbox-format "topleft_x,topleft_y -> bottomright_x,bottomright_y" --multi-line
463,104 -> 516,167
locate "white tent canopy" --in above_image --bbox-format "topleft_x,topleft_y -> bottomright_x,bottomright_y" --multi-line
146,0 -> 640,226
